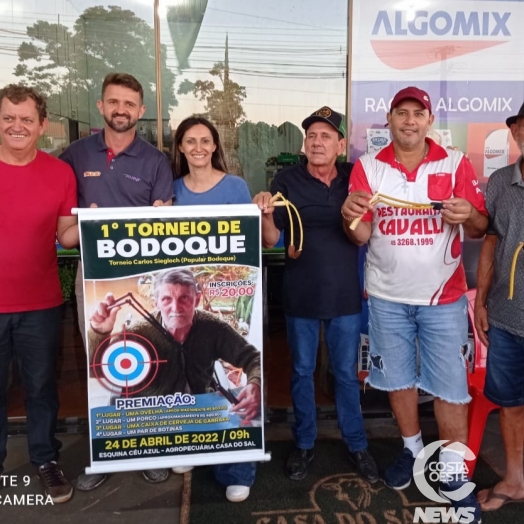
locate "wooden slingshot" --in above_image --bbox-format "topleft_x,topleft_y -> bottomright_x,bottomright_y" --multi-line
270,192 -> 304,259
349,192 -> 444,231
509,242 -> 524,299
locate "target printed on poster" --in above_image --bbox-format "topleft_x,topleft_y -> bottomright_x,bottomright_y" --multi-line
91,331 -> 167,397
101,340 -> 151,386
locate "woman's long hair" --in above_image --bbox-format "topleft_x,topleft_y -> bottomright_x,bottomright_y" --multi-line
173,116 -> 229,179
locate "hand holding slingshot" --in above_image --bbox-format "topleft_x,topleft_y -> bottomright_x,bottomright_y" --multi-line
269,192 -> 304,259
347,192 -> 444,231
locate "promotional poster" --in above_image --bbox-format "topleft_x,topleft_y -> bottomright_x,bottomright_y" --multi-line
77,204 -> 267,474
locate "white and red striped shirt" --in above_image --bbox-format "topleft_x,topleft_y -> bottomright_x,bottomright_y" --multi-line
349,139 -> 487,305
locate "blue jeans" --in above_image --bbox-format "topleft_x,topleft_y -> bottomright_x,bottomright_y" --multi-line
213,461 -> 256,487
367,295 -> 470,403
484,325 -> 524,407
286,315 -> 367,452
0,307 -> 63,471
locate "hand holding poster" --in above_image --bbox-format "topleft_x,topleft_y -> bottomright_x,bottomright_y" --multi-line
77,204 -> 268,474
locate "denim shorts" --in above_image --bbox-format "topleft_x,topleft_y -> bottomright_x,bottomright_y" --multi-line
484,325 -> 524,408
366,295 -> 470,404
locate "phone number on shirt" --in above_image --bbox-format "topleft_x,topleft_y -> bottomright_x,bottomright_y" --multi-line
391,238 -> 434,246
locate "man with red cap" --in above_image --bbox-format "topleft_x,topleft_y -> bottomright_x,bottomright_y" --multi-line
342,87 -> 487,523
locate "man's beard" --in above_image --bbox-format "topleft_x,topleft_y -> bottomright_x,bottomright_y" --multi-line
104,113 -> 138,132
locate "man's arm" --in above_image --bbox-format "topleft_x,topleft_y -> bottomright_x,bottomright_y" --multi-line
341,191 -> 373,245
229,383 -> 260,422
211,319 -> 262,421
440,198 -> 488,238
211,319 -> 261,387
474,233 -> 497,347
55,160 -> 79,248
444,155 -> 488,238
341,159 -> 375,245
462,206 -> 488,239
253,192 -> 281,248
57,216 -> 79,249
151,154 -> 174,205
86,292 -> 122,362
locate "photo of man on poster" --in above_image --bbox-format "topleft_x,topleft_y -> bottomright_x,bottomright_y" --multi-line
87,267 -> 261,423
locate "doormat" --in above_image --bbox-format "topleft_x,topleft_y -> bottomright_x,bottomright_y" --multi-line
181,439 -> 521,524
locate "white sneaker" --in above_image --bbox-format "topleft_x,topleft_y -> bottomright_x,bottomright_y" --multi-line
226,485 -> 250,502
171,466 -> 194,474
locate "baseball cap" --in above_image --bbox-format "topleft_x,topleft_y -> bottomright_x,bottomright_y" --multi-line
506,102 -> 524,128
390,86 -> 432,114
301,106 -> 346,138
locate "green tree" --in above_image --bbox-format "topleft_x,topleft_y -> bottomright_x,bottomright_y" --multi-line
14,6 -> 176,127
177,33 -> 246,127
177,35 -> 246,174
178,61 -> 246,127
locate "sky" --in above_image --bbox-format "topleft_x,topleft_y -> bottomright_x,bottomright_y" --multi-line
162,0 -> 348,128
0,0 -> 349,130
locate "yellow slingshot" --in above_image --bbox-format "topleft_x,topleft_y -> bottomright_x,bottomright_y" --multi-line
349,192 -> 443,231
509,242 -> 524,299
269,192 -> 304,259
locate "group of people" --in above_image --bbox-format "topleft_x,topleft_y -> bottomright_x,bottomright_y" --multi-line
0,73 -> 522,523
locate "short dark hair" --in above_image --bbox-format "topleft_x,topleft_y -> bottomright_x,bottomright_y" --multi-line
0,84 -> 47,123
153,268 -> 199,299
173,116 -> 228,178
101,73 -> 144,103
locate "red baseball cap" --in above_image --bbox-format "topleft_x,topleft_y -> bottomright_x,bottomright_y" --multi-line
390,86 -> 432,114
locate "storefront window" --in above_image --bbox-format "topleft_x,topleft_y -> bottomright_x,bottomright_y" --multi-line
1,0 -> 349,166
160,0 -> 349,193
2,0 -> 348,415
0,0 -> 161,148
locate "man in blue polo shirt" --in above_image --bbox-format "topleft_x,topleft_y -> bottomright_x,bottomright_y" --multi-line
59,72 -> 173,491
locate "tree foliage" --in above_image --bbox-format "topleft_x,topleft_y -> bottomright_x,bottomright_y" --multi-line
178,61 -> 246,127
14,6 -> 176,126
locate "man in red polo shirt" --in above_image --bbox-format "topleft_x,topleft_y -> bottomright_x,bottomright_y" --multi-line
0,84 -> 78,504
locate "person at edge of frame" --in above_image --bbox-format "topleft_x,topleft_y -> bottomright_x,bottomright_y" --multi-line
474,101 -> 524,513
0,84 -> 79,504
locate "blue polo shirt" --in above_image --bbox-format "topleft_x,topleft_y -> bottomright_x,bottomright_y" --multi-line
271,161 -> 362,318
59,130 -> 173,207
